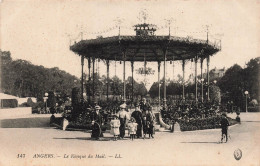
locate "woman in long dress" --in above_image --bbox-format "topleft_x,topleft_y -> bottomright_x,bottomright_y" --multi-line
91,121 -> 102,140
131,104 -> 144,138
117,103 -> 130,139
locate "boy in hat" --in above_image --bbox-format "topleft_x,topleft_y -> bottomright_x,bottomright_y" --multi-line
220,112 -> 230,143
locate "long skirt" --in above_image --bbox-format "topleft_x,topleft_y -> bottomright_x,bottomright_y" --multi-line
91,123 -> 103,139
119,123 -> 125,138
136,123 -> 143,137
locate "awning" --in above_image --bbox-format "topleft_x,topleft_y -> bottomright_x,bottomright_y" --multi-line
0,93 -> 19,100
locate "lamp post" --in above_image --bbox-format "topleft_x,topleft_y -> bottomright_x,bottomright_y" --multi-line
83,92 -> 86,102
201,78 -> 204,102
44,92 -> 48,113
245,91 -> 249,112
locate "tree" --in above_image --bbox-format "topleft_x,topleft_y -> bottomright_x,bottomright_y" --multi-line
209,85 -> 221,104
1,50 -> 79,99
110,76 -> 123,96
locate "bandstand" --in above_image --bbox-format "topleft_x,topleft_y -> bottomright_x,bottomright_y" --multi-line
70,22 -> 221,108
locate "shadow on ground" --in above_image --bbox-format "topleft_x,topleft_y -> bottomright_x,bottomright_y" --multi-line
181,141 -> 220,144
0,117 -> 50,128
53,137 -> 120,141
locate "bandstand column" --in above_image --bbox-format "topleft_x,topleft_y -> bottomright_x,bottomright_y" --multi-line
201,58 -> 204,102
172,57 -> 174,80
195,56 -> 198,102
106,60 -> 110,101
88,58 -> 91,81
131,61 -> 134,104
92,57 -> 95,103
123,51 -> 126,102
81,55 -> 84,101
207,55 -> 210,101
158,61 -> 161,108
182,60 -> 185,100
163,50 -> 167,107
87,57 -> 91,101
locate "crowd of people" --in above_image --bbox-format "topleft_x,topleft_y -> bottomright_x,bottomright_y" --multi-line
61,98 -> 234,142
88,98 -> 155,141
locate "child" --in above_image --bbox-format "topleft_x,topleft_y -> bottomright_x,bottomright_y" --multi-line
128,118 -> 138,141
143,116 -> 147,139
110,116 -> 120,141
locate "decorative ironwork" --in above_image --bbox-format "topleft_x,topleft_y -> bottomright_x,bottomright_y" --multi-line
136,67 -> 155,75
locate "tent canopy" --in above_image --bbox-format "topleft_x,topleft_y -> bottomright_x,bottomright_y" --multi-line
0,93 -> 19,100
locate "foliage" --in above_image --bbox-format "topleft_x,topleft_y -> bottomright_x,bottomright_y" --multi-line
217,58 -> 260,110
209,85 -> 221,104
178,116 -> 237,131
0,50 -> 79,99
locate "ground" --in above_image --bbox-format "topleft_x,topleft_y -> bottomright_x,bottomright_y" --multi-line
0,113 -> 259,166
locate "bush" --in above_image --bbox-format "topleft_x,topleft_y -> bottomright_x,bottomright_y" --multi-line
178,116 -> 238,131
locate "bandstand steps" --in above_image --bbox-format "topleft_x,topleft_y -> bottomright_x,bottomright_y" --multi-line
154,112 -> 170,132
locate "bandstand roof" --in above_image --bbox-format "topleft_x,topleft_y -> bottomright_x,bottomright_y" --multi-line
70,35 -> 221,62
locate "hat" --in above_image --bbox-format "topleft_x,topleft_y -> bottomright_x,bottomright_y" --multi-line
120,103 -> 126,109
130,117 -> 136,122
95,105 -> 101,110
135,103 -> 140,107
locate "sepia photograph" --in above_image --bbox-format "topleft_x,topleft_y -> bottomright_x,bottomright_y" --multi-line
0,0 -> 260,165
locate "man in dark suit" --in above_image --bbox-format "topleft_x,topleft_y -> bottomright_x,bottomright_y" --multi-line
140,98 -> 150,114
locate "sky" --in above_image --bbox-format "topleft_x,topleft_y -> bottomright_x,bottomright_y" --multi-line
1,0 -> 260,89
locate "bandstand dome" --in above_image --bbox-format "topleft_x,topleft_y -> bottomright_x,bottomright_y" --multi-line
70,23 -> 221,61
70,22 -> 221,106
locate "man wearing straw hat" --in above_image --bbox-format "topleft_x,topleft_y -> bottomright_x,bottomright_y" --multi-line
117,103 -> 130,139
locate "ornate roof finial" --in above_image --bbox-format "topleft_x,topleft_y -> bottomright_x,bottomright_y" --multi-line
114,17 -> 124,36
138,9 -> 148,24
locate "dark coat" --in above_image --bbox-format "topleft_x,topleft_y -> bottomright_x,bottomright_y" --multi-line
91,122 -> 102,138
221,117 -> 229,129
92,111 -> 103,125
131,110 -> 144,137
140,102 -> 150,113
